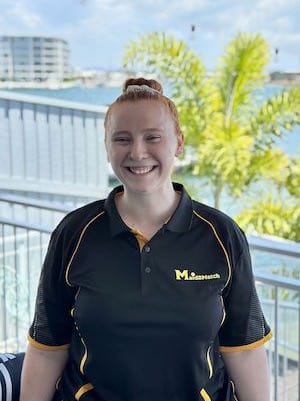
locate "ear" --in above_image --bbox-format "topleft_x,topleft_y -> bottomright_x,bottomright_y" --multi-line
175,134 -> 184,156
104,136 -> 110,162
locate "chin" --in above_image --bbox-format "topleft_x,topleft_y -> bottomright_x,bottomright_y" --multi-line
120,181 -> 159,194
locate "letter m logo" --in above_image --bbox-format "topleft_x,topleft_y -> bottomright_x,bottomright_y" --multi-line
175,269 -> 188,280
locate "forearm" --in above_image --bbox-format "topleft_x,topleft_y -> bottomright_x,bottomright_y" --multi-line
20,344 -> 69,401
221,345 -> 270,401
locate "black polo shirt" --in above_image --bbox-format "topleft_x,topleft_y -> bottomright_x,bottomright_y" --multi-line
29,183 -> 271,401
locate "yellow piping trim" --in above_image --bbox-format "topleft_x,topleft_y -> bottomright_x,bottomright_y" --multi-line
75,287 -> 81,300
28,335 -> 69,351
65,211 -> 105,286
220,295 -> 226,326
71,287 -> 81,317
75,383 -> 94,400
230,381 -> 239,401
206,345 -> 213,379
79,336 -> 88,374
200,388 -> 212,401
193,211 -> 232,288
55,377 -> 61,390
220,331 -> 273,352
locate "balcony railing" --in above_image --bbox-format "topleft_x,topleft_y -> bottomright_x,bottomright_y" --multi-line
0,197 -> 299,401
0,90 -> 109,198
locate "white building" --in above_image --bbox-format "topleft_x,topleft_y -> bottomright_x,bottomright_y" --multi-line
0,35 -> 70,82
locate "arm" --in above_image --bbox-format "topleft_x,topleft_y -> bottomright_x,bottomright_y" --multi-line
221,345 -> 270,401
20,344 -> 69,401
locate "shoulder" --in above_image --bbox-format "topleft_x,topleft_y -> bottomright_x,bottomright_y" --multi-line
191,199 -> 248,254
52,199 -> 107,242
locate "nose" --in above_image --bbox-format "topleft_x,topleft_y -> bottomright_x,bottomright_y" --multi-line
129,139 -> 148,161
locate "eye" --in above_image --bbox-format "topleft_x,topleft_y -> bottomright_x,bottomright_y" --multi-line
113,137 -> 131,143
147,135 -> 161,142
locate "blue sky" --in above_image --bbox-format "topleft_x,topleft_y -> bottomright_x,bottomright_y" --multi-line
1,0 -> 300,72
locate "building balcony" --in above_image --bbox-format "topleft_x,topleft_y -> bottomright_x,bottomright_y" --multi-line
0,90 -> 299,401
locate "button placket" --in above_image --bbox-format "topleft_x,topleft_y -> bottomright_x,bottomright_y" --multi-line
144,245 -> 151,253
140,243 -> 153,294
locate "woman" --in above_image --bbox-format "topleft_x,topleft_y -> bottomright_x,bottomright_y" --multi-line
20,78 -> 272,401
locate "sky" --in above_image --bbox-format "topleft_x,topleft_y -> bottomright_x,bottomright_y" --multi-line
1,0 -> 300,72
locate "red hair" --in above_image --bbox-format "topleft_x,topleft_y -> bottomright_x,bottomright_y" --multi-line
104,77 -> 182,137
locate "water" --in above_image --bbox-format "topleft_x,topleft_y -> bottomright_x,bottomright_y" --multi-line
5,85 -> 120,106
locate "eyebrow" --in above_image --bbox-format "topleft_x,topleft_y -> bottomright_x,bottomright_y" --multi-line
112,128 -> 163,136
111,131 -> 131,136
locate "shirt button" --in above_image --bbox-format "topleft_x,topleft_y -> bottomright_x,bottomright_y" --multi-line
145,266 -> 151,274
144,245 -> 151,253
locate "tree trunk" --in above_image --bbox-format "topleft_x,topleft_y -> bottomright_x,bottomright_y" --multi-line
214,180 -> 223,210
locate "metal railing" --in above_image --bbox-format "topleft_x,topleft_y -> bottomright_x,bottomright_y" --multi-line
0,192 -> 72,228
254,273 -> 299,401
0,203 -> 299,400
0,90 -> 109,198
249,237 -> 300,401
0,219 -> 51,351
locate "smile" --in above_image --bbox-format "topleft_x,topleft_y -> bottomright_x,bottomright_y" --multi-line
126,166 -> 157,174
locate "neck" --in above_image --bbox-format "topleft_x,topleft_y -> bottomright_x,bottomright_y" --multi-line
115,183 -> 180,229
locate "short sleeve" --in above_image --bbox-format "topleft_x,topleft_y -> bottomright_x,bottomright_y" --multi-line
28,224 -> 77,350
219,234 -> 272,352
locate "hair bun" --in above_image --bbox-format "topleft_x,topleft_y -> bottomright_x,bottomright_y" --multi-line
123,77 -> 163,95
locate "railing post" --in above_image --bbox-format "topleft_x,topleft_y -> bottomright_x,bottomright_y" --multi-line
298,294 -> 300,401
274,285 -> 278,401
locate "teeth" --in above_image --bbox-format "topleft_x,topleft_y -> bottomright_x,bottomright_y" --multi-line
129,166 -> 153,174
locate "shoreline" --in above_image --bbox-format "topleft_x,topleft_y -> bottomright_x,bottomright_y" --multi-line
1,78 -> 299,90
0,81 -> 80,90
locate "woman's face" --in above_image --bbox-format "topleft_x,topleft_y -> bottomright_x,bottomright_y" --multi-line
105,99 -> 183,196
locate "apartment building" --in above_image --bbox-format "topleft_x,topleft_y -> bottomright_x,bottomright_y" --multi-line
0,35 -> 70,82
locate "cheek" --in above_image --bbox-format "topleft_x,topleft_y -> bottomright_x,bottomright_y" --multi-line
104,142 -> 110,162
106,147 -> 125,165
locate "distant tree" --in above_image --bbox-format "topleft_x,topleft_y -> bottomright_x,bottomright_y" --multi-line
123,32 -> 300,240
235,155 -> 300,241
235,195 -> 300,242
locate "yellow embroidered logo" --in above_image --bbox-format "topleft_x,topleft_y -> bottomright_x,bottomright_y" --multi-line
175,269 -> 221,281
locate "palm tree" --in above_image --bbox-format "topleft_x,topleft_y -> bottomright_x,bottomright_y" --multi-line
123,32 -> 300,215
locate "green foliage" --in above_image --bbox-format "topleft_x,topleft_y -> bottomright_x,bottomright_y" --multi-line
123,32 -> 209,144
236,195 -> 300,242
123,32 -> 300,240
251,87 -> 300,150
285,156 -> 300,197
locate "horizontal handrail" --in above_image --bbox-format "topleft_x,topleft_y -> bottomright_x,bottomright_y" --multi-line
254,272 -> 300,291
0,217 -> 51,233
0,193 -> 72,213
0,89 -> 107,113
248,233 -> 300,258
1,202 -> 300,260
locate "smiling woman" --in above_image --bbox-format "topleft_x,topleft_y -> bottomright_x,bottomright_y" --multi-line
20,77 -> 272,401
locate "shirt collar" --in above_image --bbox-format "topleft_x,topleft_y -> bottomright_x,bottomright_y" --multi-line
104,183 -> 193,237
165,183 -> 193,233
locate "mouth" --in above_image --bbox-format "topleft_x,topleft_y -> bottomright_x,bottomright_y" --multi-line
125,166 -> 157,175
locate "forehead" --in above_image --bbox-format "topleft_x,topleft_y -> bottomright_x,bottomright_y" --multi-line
108,99 -> 174,131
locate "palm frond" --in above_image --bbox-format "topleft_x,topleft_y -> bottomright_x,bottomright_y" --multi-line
235,195 -> 300,241
251,86 -> 300,149
123,32 -> 207,100
216,33 -> 270,127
